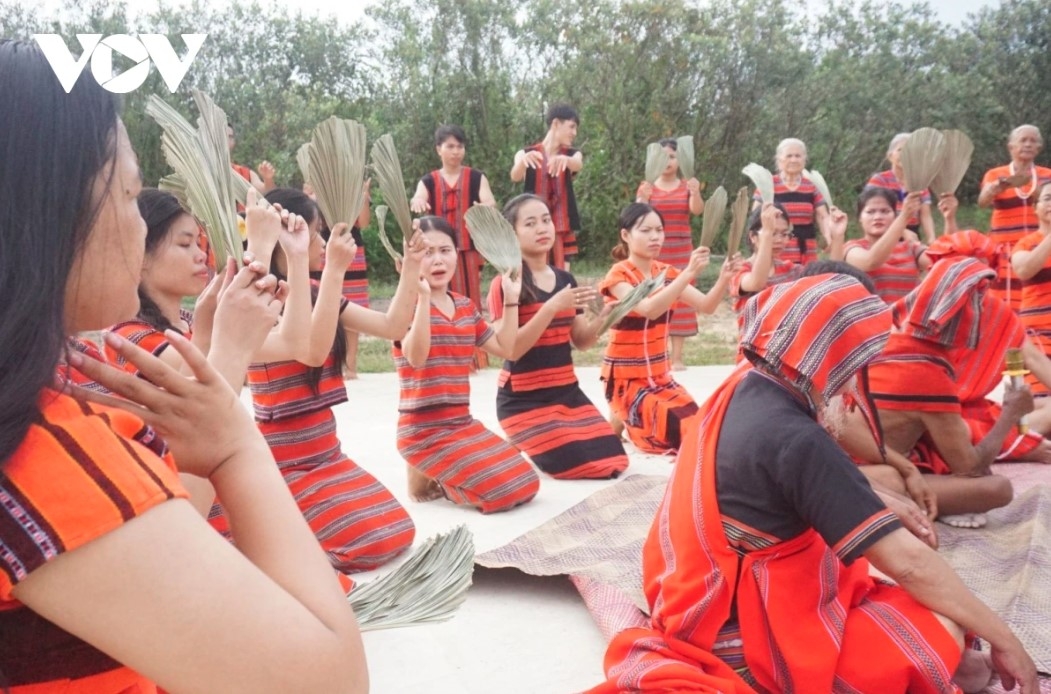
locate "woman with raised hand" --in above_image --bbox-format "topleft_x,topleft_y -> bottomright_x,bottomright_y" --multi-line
488,194 -> 629,479
0,39 -> 367,693
751,138 -> 831,265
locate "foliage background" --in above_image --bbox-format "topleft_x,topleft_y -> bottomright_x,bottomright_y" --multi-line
3,0 -> 1049,281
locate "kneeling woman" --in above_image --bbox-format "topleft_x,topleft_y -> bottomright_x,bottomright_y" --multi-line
488,194 -> 629,479
226,187 -> 422,574
601,203 -> 735,454
395,216 -> 540,512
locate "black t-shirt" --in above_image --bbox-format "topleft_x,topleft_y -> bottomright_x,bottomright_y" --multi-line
715,371 -> 900,565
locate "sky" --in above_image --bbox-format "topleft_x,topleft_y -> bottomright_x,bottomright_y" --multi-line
22,0 -> 1002,30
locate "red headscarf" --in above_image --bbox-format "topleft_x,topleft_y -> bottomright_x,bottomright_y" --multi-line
892,257 -> 994,350
739,274 -> 892,402
925,229 -> 1002,269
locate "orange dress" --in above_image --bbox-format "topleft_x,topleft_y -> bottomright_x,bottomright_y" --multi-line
1,390 -> 187,692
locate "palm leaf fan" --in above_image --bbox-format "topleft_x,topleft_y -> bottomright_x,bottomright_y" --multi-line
463,206 -> 522,281
899,127 -> 947,193
374,205 -> 403,263
929,130 -> 974,196
301,117 -> 368,232
742,163 -> 775,204
802,169 -> 833,210
145,91 -> 243,265
699,186 -> 728,248
597,269 -> 668,336
349,525 -> 475,631
296,143 -> 311,185
726,186 -> 751,256
370,133 -> 414,241
676,136 -> 695,180
158,173 -> 190,211
645,142 -> 670,183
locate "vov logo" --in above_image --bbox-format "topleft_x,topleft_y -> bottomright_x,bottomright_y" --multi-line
33,34 -> 207,94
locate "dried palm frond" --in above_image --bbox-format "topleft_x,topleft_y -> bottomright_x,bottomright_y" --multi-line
900,127 -> 947,193
158,173 -> 189,211
699,186 -> 728,248
929,130 -> 974,196
676,136 -> 695,180
742,163 -> 775,204
299,117 -> 368,230
726,186 -> 751,256
802,169 -> 834,209
370,134 -> 414,239
349,525 -> 474,631
464,206 -> 522,281
645,142 -> 670,182
146,90 -> 243,265
375,205 -> 403,263
597,269 -> 668,335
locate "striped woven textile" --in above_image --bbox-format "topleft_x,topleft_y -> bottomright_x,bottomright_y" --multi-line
651,181 -> 698,336
864,169 -> 931,229
393,292 -> 492,413
57,337 -> 112,394
422,168 -> 485,306
0,390 -> 186,689
893,257 -> 994,350
397,407 -> 539,513
394,292 -> 539,510
599,260 -> 700,453
1014,229 -> 1051,394
980,165 -> 1051,311
739,273 -> 892,400
103,310 -> 194,373
523,143 -> 579,265
844,237 -> 927,303
754,174 -> 826,265
488,273 -> 629,478
219,353 -> 414,571
590,367 -> 959,694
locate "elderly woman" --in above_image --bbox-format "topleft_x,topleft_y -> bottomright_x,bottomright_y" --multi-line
865,132 -> 936,244
979,125 -> 1051,312
751,138 -> 830,265
590,274 -> 1037,694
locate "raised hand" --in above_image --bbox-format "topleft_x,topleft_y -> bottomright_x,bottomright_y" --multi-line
828,206 -> 848,240
410,197 -> 431,214
501,268 -> 523,305
402,222 -> 427,269
636,181 -> 654,202
66,332 -> 267,479
277,212 -> 310,259
522,150 -> 545,170
547,154 -> 569,177
900,191 -> 923,221
258,160 -> 277,184
685,245 -> 711,277
325,222 -> 357,271
686,178 -> 702,197
244,188 -> 282,254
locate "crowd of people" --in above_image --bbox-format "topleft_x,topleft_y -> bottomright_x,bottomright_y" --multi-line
1,36 -> 1048,692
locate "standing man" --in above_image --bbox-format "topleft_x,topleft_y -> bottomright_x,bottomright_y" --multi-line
511,104 -> 583,270
978,124 -> 1051,312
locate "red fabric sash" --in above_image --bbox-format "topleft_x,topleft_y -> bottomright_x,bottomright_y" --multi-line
433,167 -> 474,249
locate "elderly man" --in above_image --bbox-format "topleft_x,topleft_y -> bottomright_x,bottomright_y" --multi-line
978,124 -> 1051,311
590,274 -> 1036,693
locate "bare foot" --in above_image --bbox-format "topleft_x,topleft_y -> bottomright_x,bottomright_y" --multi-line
671,362 -> 687,372
939,513 -> 988,529
343,370 -> 358,381
1028,439 -> 1051,463
954,648 -> 994,693
407,464 -> 444,503
610,414 -> 625,439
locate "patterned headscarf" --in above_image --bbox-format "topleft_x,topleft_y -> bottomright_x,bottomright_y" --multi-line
892,257 -> 994,349
740,274 -> 893,403
924,230 -> 1002,270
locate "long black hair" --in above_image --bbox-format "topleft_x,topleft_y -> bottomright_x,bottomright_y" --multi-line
502,193 -> 548,305
0,40 -> 120,466
136,188 -> 193,335
264,187 -> 347,393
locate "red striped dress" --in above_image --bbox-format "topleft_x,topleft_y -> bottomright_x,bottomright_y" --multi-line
843,237 -> 926,303
421,168 -> 485,306
487,273 -> 629,480
599,260 -> 699,454
394,293 -> 540,512
651,180 -> 698,337
753,175 -> 826,264
864,170 -> 931,230
1014,229 -> 1051,395
981,164 -> 1051,311
729,257 -> 802,317
1,389 -> 187,692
